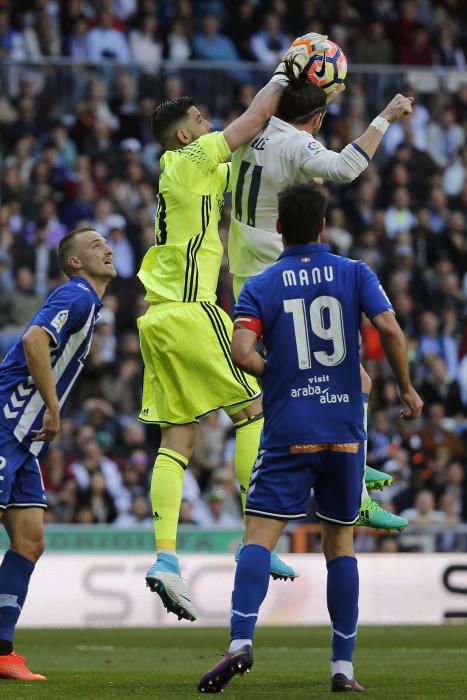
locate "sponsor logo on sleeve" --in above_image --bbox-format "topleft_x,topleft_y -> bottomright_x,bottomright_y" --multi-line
51,310 -> 69,333
306,140 -> 324,154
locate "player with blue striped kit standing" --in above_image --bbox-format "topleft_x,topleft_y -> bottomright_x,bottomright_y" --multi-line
198,182 -> 423,693
0,227 -> 116,681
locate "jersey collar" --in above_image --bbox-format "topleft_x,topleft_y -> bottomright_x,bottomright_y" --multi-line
70,276 -> 103,308
269,115 -> 302,134
279,243 -> 331,258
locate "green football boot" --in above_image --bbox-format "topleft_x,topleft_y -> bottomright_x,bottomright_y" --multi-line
356,498 -> 408,532
364,465 -> 393,491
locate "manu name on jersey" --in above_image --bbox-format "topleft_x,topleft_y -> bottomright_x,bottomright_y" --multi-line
0,276 -> 102,455
235,243 -> 394,448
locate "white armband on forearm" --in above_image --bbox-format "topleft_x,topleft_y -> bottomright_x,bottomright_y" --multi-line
370,116 -> 390,134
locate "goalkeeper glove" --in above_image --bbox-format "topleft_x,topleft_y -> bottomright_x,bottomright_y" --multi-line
271,33 -> 331,86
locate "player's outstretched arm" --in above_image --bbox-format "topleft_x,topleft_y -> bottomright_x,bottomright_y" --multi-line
353,93 -> 414,161
231,327 -> 265,378
23,325 -> 60,442
300,93 -> 413,184
223,33 -> 330,152
371,310 -> 423,421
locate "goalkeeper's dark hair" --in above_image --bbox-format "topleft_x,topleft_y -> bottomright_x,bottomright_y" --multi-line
278,182 -> 329,244
276,57 -> 327,124
151,96 -> 195,147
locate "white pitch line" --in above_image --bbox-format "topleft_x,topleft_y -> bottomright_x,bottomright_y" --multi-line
75,645 -> 116,652
260,647 -> 467,654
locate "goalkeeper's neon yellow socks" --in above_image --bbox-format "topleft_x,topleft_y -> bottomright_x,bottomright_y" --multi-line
150,448 -> 188,551
233,414 -> 263,513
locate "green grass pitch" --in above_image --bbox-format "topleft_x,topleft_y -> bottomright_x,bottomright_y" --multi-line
2,626 -> 466,699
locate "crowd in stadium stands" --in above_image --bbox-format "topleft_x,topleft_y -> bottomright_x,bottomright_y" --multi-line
0,0 -> 466,548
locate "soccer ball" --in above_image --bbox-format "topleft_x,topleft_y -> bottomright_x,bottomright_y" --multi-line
306,40 -> 347,95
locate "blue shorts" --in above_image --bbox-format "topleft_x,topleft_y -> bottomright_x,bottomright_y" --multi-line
245,444 -> 364,525
0,430 -> 47,511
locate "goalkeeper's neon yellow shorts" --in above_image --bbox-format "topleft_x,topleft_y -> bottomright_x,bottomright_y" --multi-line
138,300 -> 260,425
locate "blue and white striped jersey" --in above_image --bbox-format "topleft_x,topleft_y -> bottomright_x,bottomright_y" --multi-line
0,276 -> 102,455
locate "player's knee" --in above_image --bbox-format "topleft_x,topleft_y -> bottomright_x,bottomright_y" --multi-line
321,523 -> 355,561
160,424 -> 197,459
12,534 -> 45,563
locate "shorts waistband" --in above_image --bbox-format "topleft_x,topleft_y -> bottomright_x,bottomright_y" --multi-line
289,443 -> 360,455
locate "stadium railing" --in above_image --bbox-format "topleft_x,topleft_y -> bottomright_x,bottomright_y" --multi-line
1,60 -> 466,119
1,524 -> 466,554
291,523 -> 467,554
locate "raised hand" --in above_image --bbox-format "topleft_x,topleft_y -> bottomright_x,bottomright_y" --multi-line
380,94 -> 414,124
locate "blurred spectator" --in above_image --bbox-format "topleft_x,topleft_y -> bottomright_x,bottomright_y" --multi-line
442,461 -> 467,521
417,311 -> 458,379
87,6 -> 131,63
68,14 -> 91,59
384,187 -> 416,238
400,489 -> 446,524
69,438 -> 130,514
105,213 -> 135,278
249,12 -> 289,65
353,20 -> 395,64
417,403 -> 464,462
194,488 -> 243,528
443,145 -> 467,196
376,536 -> 399,553
129,13 -> 162,69
434,24 -> 466,68
193,15 -> 241,63
60,178 -> 97,229
323,209 -> 353,255
398,26 -> 433,65
80,470 -> 118,523
24,198 -> 67,248
6,266 -> 44,328
114,494 -> 152,527
14,218 -> 61,295
23,7 -> 61,58
427,106 -> 465,168
0,6 -> 27,61
419,355 -> 464,417
163,18 -> 191,62
227,0 -> 257,59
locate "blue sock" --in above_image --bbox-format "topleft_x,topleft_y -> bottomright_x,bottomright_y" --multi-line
0,550 -> 35,644
327,556 -> 359,662
231,544 -> 270,642
155,552 -> 180,575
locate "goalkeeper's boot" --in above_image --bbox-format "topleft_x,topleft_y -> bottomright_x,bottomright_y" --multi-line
364,465 -> 393,491
0,652 -> 47,681
145,553 -> 197,622
332,674 -> 364,692
235,543 -> 299,581
198,644 -> 253,693
356,497 -> 408,532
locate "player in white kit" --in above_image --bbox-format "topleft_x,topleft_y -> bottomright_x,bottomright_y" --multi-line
229,64 -> 414,529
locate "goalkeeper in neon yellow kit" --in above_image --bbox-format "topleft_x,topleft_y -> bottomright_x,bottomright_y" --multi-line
137,34 -> 332,622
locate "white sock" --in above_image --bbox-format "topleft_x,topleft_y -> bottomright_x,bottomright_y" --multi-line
157,549 -> 177,558
361,396 -> 369,503
229,639 -> 252,652
331,660 -> 353,678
